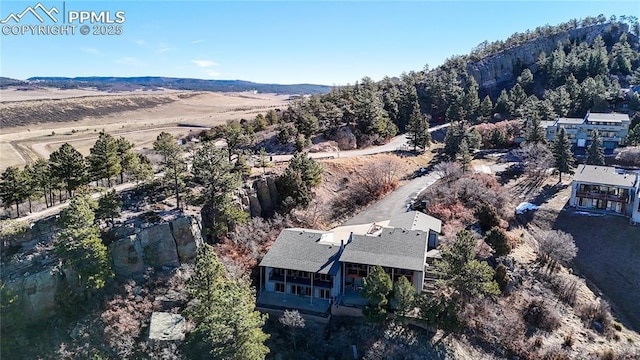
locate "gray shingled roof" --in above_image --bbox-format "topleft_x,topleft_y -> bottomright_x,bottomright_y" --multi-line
339,228 -> 427,271
259,228 -> 341,275
388,211 -> 442,233
573,165 -> 638,188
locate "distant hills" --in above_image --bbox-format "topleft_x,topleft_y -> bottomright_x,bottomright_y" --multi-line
0,76 -> 332,95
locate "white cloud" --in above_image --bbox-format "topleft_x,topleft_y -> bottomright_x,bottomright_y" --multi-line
192,60 -> 218,68
157,47 -> 176,53
81,47 -> 100,55
206,70 -> 220,77
116,57 -> 146,66
133,39 -> 148,47
191,39 -> 205,44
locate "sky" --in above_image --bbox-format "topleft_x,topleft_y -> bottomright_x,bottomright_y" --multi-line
1,0 -> 639,85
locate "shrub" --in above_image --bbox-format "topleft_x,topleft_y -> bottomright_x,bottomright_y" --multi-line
578,299 -> 613,334
536,230 -> 577,267
523,299 -> 561,332
485,226 -> 512,256
476,204 -> 501,232
563,333 -> 574,348
494,263 -> 510,292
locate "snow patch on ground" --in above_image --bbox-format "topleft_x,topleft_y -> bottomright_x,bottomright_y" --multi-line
516,202 -> 540,214
575,211 -> 606,217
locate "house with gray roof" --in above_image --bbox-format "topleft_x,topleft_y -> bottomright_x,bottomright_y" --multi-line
257,212 -> 442,317
570,164 -> 640,223
388,211 -> 441,248
340,228 -> 430,294
542,112 -> 630,149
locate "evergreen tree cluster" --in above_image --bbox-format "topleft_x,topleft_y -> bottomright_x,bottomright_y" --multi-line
269,17 -> 638,154
1,131 -> 152,217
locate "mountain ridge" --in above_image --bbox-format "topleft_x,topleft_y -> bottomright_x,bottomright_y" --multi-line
3,76 -> 332,95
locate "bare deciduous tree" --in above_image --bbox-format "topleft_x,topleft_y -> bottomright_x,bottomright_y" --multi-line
279,310 -> 305,349
514,143 -> 553,180
536,230 -> 577,267
434,161 -> 463,182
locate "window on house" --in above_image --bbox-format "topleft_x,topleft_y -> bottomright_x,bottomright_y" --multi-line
291,285 -> 311,297
319,289 -> 331,299
314,273 -> 331,282
275,283 -> 285,293
300,272 -> 310,279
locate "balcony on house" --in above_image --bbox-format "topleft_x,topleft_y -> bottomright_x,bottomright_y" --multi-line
268,268 -> 333,288
576,184 -> 630,203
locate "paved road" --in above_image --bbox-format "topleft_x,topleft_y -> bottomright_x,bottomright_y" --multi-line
18,174 -> 163,223
342,171 -> 442,226
271,123 -> 450,162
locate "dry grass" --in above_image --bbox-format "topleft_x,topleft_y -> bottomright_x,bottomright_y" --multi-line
0,90 -> 289,170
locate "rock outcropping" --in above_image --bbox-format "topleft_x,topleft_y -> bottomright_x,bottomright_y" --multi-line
238,176 -> 280,218
1,214 -> 203,321
109,216 -> 203,277
463,23 -> 630,93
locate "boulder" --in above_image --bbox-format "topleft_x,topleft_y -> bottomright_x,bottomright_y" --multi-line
6,267 -> 60,321
249,194 -> 263,218
255,178 -> 274,215
148,312 -> 186,341
170,216 -> 203,263
110,234 -> 145,276
334,126 -> 357,150
138,223 -> 180,268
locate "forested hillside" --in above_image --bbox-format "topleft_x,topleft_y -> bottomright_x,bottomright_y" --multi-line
273,16 -> 639,150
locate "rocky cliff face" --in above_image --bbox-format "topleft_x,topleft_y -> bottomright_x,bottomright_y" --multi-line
1,214 -> 203,321
238,176 -> 280,218
465,23 -> 629,93
109,215 -> 203,277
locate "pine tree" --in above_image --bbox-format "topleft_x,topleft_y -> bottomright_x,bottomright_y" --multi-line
479,95 -> 494,120
32,158 -> 51,207
494,89 -> 512,116
21,163 -> 41,213
405,101 -> 431,152
191,142 -> 242,235
56,192 -> 112,292
187,244 -> 269,359
458,138 -> 472,173
552,127 -> 575,182
463,76 -> 480,120
524,117 -> 547,144
49,143 -> 87,198
257,147 -> 272,175
115,137 -> 135,184
393,276 -> 415,317
362,265 -> 392,321
88,131 -> 121,187
586,129 -> 605,165
435,230 -> 500,302
96,190 -> 121,226
0,166 -> 27,217
153,132 -> 185,209
628,123 -> 640,145
485,227 -> 512,257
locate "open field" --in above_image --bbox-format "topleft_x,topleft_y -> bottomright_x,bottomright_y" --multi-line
0,87 -> 179,102
0,88 -> 289,170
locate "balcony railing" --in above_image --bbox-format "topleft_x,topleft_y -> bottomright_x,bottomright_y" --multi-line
576,191 -> 628,203
269,272 -> 332,288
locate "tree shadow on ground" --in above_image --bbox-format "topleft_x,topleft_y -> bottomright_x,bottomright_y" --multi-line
550,211 -> 640,332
